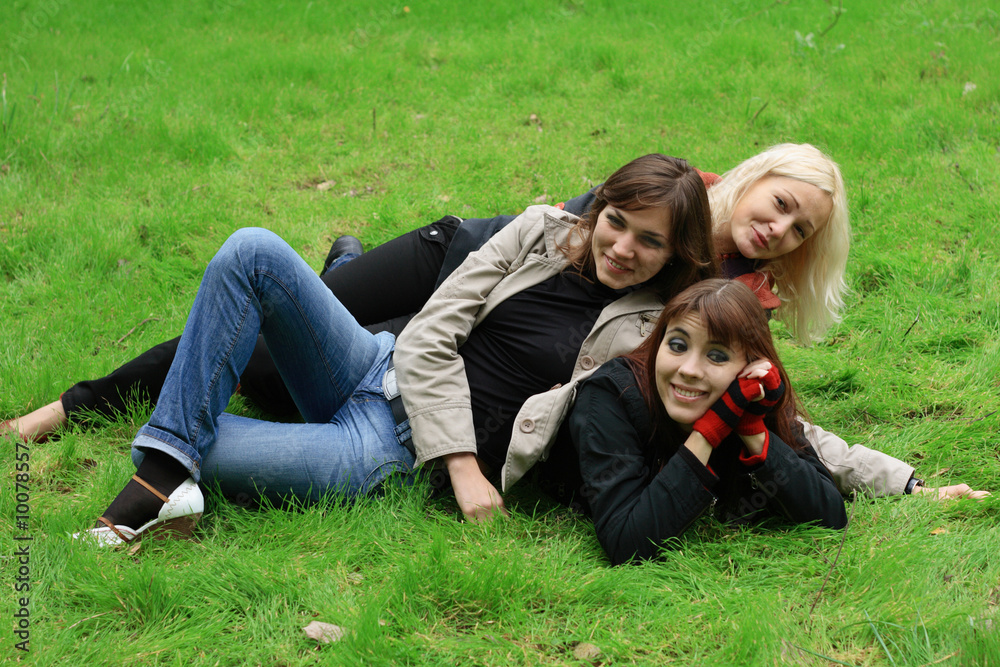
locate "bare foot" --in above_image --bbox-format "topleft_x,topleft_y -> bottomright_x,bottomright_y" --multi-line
2,400 -> 67,442
914,483 -> 991,501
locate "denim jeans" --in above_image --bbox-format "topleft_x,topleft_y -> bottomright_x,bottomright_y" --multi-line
130,228 -> 414,502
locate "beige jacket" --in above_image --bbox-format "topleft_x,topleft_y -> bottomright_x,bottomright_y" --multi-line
395,205 -> 914,496
395,205 -> 661,491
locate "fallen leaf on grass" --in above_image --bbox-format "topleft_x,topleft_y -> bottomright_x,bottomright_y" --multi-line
929,467 -> 950,478
304,621 -> 346,643
315,180 -> 337,191
930,527 -> 948,535
572,642 -> 601,661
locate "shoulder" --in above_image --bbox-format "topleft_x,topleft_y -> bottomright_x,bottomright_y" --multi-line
491,205 -> 581,256
576,358 -> 652,431
580,356 -> 638,392
720,253 -> 780,311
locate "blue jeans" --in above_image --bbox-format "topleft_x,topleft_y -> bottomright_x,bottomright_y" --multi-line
130,228 -> 414,502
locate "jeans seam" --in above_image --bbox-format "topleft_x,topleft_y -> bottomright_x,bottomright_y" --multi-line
190,275 -> 256,454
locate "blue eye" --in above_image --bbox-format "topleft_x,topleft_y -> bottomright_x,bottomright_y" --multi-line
776,197 -> 787,210
795,225 -> 806,239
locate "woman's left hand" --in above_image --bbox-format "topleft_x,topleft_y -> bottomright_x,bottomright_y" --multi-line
738,359 -> 774,396
737,360 -> 784,418
734,360 -> 784,457
914,483 -> 992,501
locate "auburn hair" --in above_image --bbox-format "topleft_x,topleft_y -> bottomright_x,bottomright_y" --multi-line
623,279 -> 807,463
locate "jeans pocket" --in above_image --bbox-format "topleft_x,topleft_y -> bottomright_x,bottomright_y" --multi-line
361,458 -> 415,494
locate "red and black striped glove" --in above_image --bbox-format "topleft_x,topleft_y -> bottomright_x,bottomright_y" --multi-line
737,365 -> 785,437
692,376 -> 761,447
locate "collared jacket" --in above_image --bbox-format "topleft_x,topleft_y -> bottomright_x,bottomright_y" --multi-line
395,205 -> 664,492
569,357 -> 848,565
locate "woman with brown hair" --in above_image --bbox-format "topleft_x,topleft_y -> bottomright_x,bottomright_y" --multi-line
568,279 -> 847,565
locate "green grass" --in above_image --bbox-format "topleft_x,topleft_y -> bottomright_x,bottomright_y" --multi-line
2,0 -> 1000,664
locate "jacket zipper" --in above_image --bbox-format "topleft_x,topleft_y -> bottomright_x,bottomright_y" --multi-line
679,496 -> 717,535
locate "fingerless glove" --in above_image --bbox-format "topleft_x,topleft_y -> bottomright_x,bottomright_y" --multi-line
693,377 -> 760,447
737,365 -> 785,436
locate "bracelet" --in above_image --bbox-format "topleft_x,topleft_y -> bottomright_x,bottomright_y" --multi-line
905,476 -> 924,494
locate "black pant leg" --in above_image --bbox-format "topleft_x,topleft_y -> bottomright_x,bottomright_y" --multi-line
319,216 -> 460,325
61,336 -> 181,422
61,216 -> 460,423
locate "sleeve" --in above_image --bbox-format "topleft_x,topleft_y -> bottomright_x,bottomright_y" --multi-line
740,433 -> 848,529
394,206 -> 559,467
569,367 -> 718,566
435,214 -> 519,287
801,420 -> 914,498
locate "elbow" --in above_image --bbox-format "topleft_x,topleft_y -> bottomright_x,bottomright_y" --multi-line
827,504 -> 849,530
598,528 -> 684,566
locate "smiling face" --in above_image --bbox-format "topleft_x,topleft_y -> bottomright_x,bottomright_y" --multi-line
654,312 -> 748,429
591,206 -> 674,290
720,176 -> 834,260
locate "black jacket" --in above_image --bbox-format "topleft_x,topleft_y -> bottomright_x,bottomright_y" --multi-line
568,357 -> 848,565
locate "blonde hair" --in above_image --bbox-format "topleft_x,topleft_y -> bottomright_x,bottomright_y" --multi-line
708,143 -> 850,343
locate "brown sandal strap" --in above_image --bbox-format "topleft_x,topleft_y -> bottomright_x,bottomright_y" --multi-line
131,474 -> 169,504
97,516 -> 135,543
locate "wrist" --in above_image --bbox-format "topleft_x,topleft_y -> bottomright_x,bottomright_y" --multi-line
444,452 -> 490,480
684,430 -> 714,466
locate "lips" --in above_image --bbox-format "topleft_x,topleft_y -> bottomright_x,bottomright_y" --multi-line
752,228 -> 769,250
604,254 -> 631,274
671,384 -> 706,402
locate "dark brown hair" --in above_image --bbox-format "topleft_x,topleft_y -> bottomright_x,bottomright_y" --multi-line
562,154 -> 718,300
623,279 -> 806,462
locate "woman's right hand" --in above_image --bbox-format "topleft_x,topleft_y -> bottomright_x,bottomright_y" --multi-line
445,452 -> 508,522
692,373 -> 765,447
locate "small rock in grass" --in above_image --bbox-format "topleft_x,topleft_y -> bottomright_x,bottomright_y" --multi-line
304,621 -> 346,643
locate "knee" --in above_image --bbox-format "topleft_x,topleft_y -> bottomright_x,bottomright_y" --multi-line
211,227 -> 282,274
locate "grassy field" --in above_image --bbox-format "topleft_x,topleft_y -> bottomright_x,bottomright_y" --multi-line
1,0 -> 999,664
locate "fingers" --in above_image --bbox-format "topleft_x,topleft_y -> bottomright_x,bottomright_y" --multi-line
739,359 -> 772,379
462,497 -> 508,522
915,483 -> 992,501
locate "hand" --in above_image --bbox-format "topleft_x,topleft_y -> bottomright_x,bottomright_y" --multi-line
692,376 -> 756,447
914,483 -> 992,501
736,360 -> 784,437
445,452 -> 508,522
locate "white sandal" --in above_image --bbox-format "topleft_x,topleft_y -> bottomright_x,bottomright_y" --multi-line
74,476 -> 204,547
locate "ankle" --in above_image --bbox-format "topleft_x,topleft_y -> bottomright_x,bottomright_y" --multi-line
136,450 -> 190,497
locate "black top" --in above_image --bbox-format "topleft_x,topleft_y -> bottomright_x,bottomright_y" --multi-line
568,357 -> 848,565
460,270 -> 625,472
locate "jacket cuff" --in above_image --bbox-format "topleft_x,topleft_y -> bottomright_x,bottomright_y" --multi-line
677,445 -> 719,489
739,431 -> 770,467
